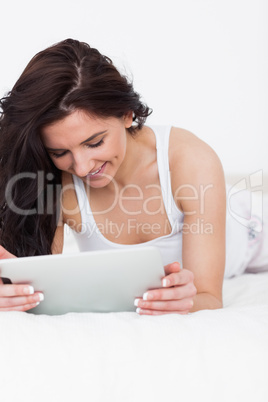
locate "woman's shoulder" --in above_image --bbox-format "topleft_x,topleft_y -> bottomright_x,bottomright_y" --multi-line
61,170 -> 73,187
61,171 -> 81,227
169,126 -> 224,175
169,126 -> 216,158
168,126 -> 225,210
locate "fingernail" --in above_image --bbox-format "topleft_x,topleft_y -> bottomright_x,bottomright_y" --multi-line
162,279 -> 169,287
24,286 -> 34,295
134,298 -> 139,307
136,308 -> 141,314
143,292 -> 153,300
37,293 -> 45,302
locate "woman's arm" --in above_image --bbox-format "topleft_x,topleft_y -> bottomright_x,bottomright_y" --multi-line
51,224 -> 64,254
51,172 -> 67,255
51,170 -> 81,255
171,127 -> 226,311
134,128 -> 226,315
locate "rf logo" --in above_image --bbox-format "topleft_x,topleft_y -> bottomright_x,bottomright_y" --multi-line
227,170 -> 263,243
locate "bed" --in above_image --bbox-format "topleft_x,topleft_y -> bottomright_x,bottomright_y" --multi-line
0,271 -> 267,401
0,177 -> 267,402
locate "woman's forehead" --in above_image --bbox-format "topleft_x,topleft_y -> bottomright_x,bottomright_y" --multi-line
41,111 -> 122,146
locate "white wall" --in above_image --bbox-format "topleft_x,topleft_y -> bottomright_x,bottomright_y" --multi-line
1,0 -> 267,180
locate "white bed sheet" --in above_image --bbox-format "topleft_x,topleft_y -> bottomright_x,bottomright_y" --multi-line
0,271 -> 267,402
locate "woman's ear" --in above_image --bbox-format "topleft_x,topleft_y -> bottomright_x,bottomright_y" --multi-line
124,111 -> 133,128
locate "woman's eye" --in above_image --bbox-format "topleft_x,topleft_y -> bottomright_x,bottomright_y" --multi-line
49,138 -> 104,158
50,151 -> 68,159
86,139 -> 104,148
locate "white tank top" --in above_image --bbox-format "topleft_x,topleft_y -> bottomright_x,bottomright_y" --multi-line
71,125 -> 185,267
69,125 -> 263,278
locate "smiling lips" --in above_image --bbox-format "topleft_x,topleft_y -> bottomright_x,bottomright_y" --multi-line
86,162 -> 107,178
89,166 -> 102,176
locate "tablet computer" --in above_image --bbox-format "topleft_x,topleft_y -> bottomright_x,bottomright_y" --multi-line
0,246 -> 165,315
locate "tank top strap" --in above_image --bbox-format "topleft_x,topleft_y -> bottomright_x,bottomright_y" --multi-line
149,125 -> 184,230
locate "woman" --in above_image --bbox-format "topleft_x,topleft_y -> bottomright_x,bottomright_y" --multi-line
0,39 -> 266,314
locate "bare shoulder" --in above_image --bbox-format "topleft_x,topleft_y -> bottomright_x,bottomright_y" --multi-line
51,224 -> 64,254
169,126 -> 226,211
62,170 -> 73,186
61,171 -> 81,228
61,171 -> 73,224
169,126 -> 221,166
51,171 -> 80,254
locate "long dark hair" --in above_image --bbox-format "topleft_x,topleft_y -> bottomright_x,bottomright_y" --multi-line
0,38 -> 152,257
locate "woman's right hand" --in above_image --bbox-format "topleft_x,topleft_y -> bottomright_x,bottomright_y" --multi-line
0,245 -> 44,312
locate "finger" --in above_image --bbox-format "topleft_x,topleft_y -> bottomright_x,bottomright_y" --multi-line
0,245 -> 16,259
162,269 -> 195,288
143,282 -> 197,301
136,308 -> 190,316
0,292 -> 44,308
0,284 -> 35,297
135,297 -> 194,311
0,302 -> 41,312
164,261 -> 181,276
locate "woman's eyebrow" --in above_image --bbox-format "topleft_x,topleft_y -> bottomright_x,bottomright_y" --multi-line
45,130 -> 107,151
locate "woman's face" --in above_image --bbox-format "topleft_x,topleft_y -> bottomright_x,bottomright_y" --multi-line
41,109 -> 133,188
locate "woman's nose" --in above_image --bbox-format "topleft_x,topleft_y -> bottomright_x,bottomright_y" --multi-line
72,153 -> 94,177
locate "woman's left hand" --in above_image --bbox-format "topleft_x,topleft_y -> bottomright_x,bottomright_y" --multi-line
134,262 -> 197,315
